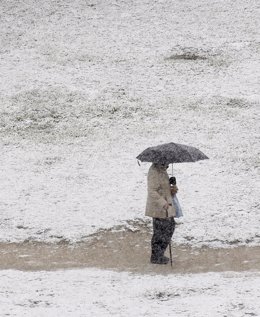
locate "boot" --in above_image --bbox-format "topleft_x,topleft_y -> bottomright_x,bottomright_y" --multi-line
150,255 -> 169,265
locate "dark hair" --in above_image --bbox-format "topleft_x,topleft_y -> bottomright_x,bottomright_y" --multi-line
154,163 -> 169,168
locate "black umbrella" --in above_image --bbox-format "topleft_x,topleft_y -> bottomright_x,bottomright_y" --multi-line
136,142 -> 209,165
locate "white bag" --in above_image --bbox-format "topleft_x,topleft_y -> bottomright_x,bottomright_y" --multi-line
172,195 -> 183,218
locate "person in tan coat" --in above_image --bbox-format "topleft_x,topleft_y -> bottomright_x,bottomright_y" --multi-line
146,163 -> 178,264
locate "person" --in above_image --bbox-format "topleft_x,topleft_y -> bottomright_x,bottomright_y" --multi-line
145,163 -> 178,264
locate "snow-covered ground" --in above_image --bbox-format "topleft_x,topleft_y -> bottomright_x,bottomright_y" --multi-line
1,0 -> 260,315
0,269 -> 260,317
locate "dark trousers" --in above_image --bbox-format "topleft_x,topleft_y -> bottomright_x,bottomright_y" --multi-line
151,217 -> 175,260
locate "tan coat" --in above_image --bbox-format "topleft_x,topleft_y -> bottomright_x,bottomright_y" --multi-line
145,164 -> 176,218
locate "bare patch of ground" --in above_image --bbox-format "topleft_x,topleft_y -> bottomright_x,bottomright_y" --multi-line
166,53 -> 207,61
0,228 -> 259,274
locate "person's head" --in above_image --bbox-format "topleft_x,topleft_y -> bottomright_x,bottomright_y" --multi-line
154,163 -> 169,170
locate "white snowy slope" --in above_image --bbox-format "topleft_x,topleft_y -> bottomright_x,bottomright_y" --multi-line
0,0 -> 259,245
0,1 -> 259,316
0,269 -> 260,317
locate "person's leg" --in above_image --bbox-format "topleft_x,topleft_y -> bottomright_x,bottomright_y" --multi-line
160,217 -> 175,256
151,218 -> 165,262
151,218 -> 175,263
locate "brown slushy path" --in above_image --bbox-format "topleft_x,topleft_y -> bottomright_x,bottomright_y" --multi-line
0,229 -> 259,274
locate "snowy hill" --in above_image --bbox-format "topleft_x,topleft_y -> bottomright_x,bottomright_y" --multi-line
0,0 -> 259,246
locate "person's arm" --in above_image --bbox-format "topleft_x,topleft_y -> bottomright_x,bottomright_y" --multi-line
148,170 -> 168,210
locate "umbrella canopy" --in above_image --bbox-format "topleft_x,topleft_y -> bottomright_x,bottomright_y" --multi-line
136,142 -> 209,164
